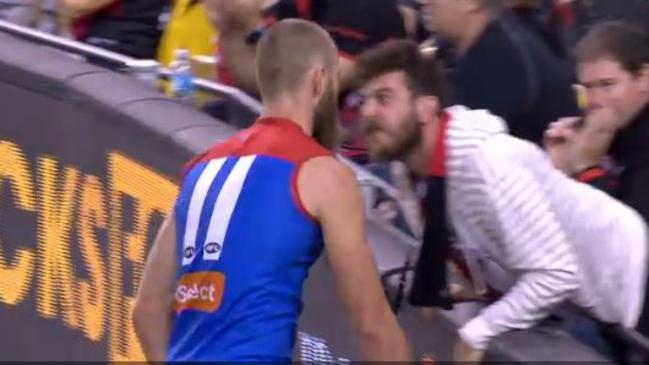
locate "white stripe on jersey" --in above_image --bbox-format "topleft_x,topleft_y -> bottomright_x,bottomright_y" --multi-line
204,155 -> 257,261
182,158 -> 227,266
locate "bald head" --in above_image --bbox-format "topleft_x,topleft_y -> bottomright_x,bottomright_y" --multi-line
255,19 -> 338,102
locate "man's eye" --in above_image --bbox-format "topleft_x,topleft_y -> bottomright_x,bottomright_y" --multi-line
377,94 -> 390,104
596,80 -> 616,89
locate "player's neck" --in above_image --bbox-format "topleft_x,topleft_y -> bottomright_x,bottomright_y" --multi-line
260,97 -> 313,135
405,117 -> 440,178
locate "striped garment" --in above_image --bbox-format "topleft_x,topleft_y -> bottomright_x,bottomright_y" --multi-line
296,332 -> 350,364
442,106 -> 649,350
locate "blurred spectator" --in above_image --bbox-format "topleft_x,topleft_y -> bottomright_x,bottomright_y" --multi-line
63,0 -> 169,62
547,23 -> 649,226
398,0 -> 431,42
550,0 -> 584,54
547,21 -> 649,226
204,0 -> 266,97
544,21 -> 649,361
579,0 -> 649,35
157,0 -> 217,98
418,0 -> 579,144
0,0 -> 64,34
506,0 -> 570,59
205,0 -> 406,94
204,0 -> 408,157
157,0 -> 217,68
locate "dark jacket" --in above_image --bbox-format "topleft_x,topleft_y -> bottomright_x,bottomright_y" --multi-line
74,0 -> 169,60
611,102 -> 649,226
448,14 -> 579,145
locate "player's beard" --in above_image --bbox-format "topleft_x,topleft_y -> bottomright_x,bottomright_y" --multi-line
312,79 -> 341,151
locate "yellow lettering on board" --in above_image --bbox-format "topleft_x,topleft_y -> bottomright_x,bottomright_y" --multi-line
107,152 -> 178,361
0,141 -> 36,305
35,157 -> 80,329
77,175 -> 107,342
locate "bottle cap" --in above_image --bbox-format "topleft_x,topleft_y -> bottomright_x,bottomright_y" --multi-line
174,48 -> 190,59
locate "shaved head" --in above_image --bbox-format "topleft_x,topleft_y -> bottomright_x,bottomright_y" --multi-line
255,19 -> 338,101
255,19 -> 341,150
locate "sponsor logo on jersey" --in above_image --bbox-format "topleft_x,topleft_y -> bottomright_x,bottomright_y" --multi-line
173,272 -> 225,313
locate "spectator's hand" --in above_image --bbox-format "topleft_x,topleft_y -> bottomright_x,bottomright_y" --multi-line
453,338 -> 484,364
448,261 -> 482,302
544,109 -> 618,174
575,109 -> 619,173
544,116 -> 580,173
376,200 -> 399,222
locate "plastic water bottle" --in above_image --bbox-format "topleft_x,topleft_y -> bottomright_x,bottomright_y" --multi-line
170,49 -> 195,104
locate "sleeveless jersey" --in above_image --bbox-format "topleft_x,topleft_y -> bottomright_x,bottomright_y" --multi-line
167,117 -> 331,361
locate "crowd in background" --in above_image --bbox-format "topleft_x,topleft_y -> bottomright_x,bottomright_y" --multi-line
2,0 -> 649,362
3,0 -> 645,159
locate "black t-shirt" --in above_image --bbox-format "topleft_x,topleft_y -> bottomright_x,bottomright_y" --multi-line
77,0 -> 169,60
447,14 -> 579,145
611,103 -> 649,226
267,0 -> 407,58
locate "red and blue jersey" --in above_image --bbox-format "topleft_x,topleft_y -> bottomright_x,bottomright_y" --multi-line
167,118 -> 331,361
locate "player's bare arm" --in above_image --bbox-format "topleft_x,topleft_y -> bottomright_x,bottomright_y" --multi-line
298,156 -> 411,361
133,216 -> 178,362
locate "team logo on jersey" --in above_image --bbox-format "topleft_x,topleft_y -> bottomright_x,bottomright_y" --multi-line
204,242 -> 222,255
173,272 -> 225,313
184,246 -> 196,260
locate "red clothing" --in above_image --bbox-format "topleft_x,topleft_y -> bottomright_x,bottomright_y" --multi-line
71,1 -> 122,40
185,117 -> 331,175
184,118 -> 332,218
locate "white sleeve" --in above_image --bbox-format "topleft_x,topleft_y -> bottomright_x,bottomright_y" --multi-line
458,159 -> 579,350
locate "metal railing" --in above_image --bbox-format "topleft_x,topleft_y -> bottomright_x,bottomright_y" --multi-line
0,19 -> 134,66
0,19 -> 402,200
0,18 -> 410,240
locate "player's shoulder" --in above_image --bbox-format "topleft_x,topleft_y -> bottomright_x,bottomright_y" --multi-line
297,155 -> 361,219
181,132 -> 244,179
299,156 -> 357,194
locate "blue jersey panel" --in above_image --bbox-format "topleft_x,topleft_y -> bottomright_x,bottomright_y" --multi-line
168,155 -> 323,362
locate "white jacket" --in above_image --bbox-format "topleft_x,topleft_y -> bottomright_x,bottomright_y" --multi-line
442,106 -> 649,350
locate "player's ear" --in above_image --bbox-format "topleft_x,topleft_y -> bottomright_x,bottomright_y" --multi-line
311,65 -> 327,101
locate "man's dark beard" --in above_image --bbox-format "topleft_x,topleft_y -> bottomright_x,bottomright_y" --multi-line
366,110 -> 422,162
312,80 -> 341,150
